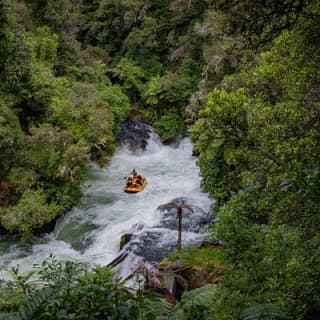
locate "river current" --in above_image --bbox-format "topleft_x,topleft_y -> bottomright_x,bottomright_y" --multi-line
0,134 -> 212,279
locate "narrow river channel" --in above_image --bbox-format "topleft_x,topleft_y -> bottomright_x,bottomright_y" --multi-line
0,133 -> 212,279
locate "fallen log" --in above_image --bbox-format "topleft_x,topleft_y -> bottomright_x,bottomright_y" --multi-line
106,251 -> 128,268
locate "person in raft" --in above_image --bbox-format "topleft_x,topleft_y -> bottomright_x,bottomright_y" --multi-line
136,174 -> 143,186
130,168 -> 137,178
126,177 -> 133,187
125,169 -> 139,187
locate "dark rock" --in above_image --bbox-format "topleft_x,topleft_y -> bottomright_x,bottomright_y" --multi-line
192,148 -> 200,157
155,197 -> 214,232
123,228 -> 205,267
182,267 -> 214,290
156,207 -> 213,232
156,260 -> 215,298
159,258 -> 224,296
199,239 -> 214,248
116,120 -> 156,151
0,225 -> 20,237
152,288 -> 177,306
124,230 -> 177,265
126,104 -> 146,122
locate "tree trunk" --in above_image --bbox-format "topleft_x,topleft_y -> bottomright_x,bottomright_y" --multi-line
177,207 -> 182,250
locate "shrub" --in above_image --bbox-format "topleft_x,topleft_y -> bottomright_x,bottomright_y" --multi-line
154,111 -> 185,141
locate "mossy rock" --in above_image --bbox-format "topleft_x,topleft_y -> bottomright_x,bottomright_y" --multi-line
157,258 -> 171,270
120,233 -> 133,249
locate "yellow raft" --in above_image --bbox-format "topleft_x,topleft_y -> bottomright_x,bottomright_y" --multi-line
124,176 -> 147,193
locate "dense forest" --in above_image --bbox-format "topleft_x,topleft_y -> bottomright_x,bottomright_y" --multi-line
0,0 -> 319,319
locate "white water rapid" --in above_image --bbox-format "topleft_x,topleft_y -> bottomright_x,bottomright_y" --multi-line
0,133 -> 212,279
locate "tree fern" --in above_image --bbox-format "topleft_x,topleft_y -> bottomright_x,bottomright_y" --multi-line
0,313 -> 16,320
179,284 -> 218,308
172,284 -> 218,319
242,303 -> 292,320
13,287 -> 54,320
140,296 -> 171,319
158,199 -> 205,250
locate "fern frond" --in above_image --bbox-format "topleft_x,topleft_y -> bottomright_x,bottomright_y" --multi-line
144,297 -> 172,317
0,313 -> 16,320
242,303 -> 292,320
180,284 -> 217,306
14,287 -> 54,320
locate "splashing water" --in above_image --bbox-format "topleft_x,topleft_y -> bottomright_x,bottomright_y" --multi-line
0,133 -> 212,279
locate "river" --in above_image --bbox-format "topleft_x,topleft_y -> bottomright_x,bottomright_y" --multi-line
0,133 -> 212,279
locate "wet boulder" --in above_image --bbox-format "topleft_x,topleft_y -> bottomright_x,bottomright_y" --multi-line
116,120 -> 154,151
120,198 -> 214,266
123,229 -> 204,266
155,197 -> 215,232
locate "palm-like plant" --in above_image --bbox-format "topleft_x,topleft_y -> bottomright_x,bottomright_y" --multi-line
242,303 -> 292,320
158,199 -> 203,250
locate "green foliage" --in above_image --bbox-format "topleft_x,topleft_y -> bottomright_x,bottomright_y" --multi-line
0,189 -> 61,235
215,0 -> 311,47
169,57 -> 202,105
0,0 -> 128,235
0,266 -> 34,313
55,34 -> 83,77
100,84 -> 131,133
2,28 -> 31,92
142,58 -> 201,110
0,280 -> 25,314
143,76 -> 164,105
191,88 -> 248,153
15,287 -> 54,320
196,145 -> 233,203
191,4 -> 320,318
7,167 -> 38,197
172,284 -> 219,319
168,246 -> 227,274
1,256 -> 170,320
112,57 -> 146,100
242,304 -> 292,320
32,27 -> 59,66
27,125 -> 82,180
0,105 -> 23,178
190,87 -> 250,202
81,0 -> 208,134
30,0 -> 79,35
125,50 -> 164,79
6,268 -> 35,296
171,284 -> 244,320
48,80 -> 115,153
154,111 -> 185,141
